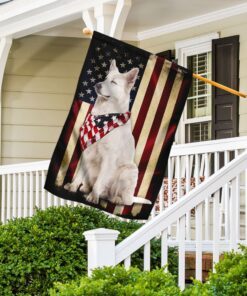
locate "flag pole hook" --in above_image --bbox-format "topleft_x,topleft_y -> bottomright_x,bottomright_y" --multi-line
82,27 -> 247,98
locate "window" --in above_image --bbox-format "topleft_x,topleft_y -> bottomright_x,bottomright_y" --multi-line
175,33 -> 219,144
186,52 -> 212,142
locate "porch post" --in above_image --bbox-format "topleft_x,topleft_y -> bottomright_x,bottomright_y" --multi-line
83,228 -> 119,276
82,0 -> 132,39
0,37 -> 12,164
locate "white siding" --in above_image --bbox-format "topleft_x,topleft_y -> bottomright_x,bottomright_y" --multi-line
2,35 -> 90,164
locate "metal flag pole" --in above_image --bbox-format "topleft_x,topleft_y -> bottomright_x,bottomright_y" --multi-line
82,28 -> 247,98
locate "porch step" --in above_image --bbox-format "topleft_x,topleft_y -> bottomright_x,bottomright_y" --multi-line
185,252 -> 224,282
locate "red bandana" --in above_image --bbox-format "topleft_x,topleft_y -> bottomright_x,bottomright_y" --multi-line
80,112 -> 131,151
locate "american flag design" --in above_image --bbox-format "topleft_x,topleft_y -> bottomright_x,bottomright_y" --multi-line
80,112 -> 131,151
45,31 -> 192,219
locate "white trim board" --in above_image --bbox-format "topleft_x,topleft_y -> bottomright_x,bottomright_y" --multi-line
137,3 -> 247,41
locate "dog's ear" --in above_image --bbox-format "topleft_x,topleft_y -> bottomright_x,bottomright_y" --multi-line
110,59 -> 118,72
126,67 -> 139,88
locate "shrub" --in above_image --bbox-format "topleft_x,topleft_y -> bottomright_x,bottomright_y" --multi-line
183,245 -> 247,296
0,206 -> 177,295
49,265 -> 181,296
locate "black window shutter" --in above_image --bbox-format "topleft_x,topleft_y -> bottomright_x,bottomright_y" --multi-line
212,35 -> 239,139
157,50 -> 175,61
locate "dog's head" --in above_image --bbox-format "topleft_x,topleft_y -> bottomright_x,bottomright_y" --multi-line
94,60 -> 139,104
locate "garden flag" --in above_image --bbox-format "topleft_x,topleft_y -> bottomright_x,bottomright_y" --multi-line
45,31 -> 192,220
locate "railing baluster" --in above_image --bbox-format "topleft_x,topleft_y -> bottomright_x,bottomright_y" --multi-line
159,180 -> 164,213
176,156 -> 181,240
167,157 -> 172,235
18,173 -> 22,218
6,174 -> 11,221
1,175 -> 6,223
167,157 -> 172,207
213,189 -> 220,271
230,177 -> 238,250
234,150 -> 240,242
204,153 -> 210,240
54,194 -> 59,207
176,156 -> 181,199
35,171 -> 40,208
161,229 -> 168,268
143,241 -> 151,271
124,256 -> 131,270
12,173 -> 17,218
200,154 -> 205,177
41,170 -> 46,210
195,154 -> 199,186
29,172 -> 34,217
23,172 -> 28,217
195,203 -> 202,281
223,151 -> 229,239
47,191 -> 52,207
178,215 -> 186,290
185,155 -> 191,240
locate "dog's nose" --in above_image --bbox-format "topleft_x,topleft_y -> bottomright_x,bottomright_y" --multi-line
94,83 -> 102,92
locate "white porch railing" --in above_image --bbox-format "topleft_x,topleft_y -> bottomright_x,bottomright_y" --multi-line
84,150 -> 247,289
155,136 -> 247,242
0,160 -> 79,224
1,136 -> 247,224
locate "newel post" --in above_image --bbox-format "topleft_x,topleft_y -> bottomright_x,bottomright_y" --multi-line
83,228 -> 119,276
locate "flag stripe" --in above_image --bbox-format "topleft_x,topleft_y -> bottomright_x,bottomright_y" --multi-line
135,67 -> 179,195
55,103 -> 91,186
131,70 -> 183,216
133,60 -> 171,167
132,56 -> 164,144
131,55 -> 157,127
132,73 -> 183,215
46,98 -> 82,186
138,70 -> 183,196
63,137 -> 82,185
138,76 -> 191,217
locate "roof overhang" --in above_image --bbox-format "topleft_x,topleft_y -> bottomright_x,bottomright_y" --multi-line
1,0 -> 247,41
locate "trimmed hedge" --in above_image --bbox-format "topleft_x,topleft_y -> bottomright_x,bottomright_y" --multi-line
49,266 -> 181,296
0,206 -> 177,295
49,245 -> 247,296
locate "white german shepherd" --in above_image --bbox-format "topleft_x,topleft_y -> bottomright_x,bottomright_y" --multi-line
64,60 -> 150,206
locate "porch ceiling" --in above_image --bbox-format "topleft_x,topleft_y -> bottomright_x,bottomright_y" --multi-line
1,0 -> 247,40
38,0 -> 247,40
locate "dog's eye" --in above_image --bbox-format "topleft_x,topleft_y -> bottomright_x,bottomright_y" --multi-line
111,80 -> 117,85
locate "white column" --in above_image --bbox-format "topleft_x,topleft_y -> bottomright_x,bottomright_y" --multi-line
82,0 -> 132,39
83,228 -> 119,276
94,3 -> 116,35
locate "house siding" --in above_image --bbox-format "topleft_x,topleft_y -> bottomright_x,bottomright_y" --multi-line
139,13 -> 247,138
1,35 -> 88,164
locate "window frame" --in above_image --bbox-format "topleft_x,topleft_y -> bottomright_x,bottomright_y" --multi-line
175,33 -> 219,144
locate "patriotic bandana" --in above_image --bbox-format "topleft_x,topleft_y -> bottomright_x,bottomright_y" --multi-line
45,31 -> 192,220
80,112 -> 131,151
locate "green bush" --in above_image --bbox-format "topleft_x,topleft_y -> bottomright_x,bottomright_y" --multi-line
0,206 -> 177,295
183,245 -> 247,296
49,265 -> 181,296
